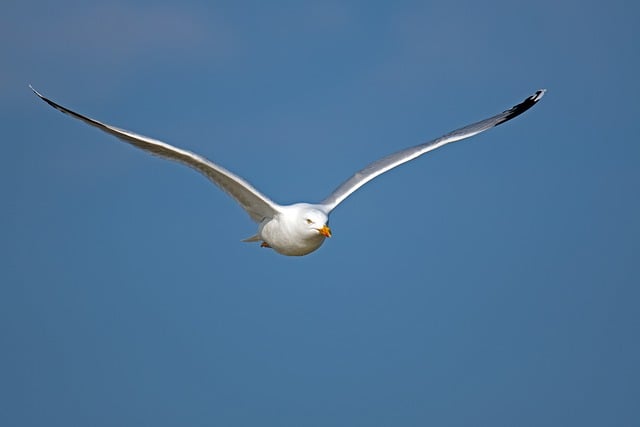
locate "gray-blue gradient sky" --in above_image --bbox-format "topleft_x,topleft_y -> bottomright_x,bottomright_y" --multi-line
2,1 -> 639,426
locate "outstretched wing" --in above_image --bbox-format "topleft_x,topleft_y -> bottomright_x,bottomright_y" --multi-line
31,86 -> 280,223
320,89 -> 546,212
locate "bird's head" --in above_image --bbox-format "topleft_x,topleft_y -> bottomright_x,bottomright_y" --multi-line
291,204 -> 331,239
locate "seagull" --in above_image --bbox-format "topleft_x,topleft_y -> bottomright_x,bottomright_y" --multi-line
31,86 -> 545,256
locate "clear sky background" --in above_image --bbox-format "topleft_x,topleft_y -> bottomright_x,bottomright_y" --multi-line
2,1 -> 639,426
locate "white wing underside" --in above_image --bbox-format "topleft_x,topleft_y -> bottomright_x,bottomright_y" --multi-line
320,89 -> 546,212
30,86 -> 280,223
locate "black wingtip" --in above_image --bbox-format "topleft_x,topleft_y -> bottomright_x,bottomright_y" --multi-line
29,85 -> 55,107
29,84 -> 41,98
532,88 -> 546,102
29,85 -> 79,119
497,88 -> 546,126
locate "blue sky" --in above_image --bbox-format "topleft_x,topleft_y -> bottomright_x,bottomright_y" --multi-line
2,1 -> 639,426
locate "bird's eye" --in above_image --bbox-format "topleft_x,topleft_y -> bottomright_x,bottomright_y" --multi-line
306,219 -> 314,224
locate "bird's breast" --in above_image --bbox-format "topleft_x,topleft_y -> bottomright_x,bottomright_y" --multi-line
260,218 -> 325,256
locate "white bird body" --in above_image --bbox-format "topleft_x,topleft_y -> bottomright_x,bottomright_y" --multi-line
257,204 -> 329,256
31,86 -> 545,256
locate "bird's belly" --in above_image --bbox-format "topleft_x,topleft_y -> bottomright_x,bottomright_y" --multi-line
260,221 -> 325,256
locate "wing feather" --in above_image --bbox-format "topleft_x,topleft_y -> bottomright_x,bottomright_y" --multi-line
320,89 -> 545,212
31,86 -> 280,222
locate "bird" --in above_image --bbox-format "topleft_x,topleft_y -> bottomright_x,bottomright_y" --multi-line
31,86 -> 545,256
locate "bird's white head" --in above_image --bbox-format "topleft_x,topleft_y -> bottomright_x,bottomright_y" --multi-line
296,205 -> 331,239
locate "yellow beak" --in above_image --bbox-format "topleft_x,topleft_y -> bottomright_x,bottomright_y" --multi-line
318,224 -> 332,238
